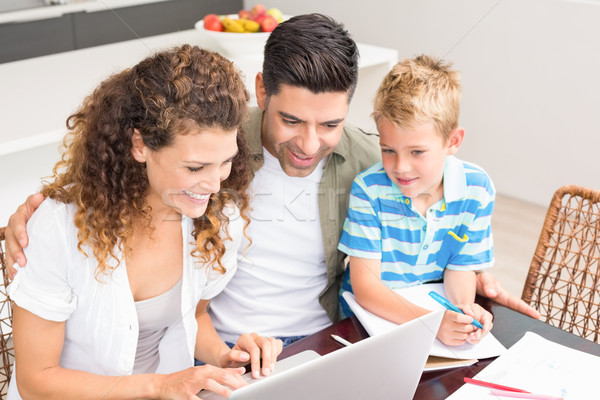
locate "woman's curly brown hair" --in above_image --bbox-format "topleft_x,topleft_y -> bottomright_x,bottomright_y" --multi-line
42,44 -> 251,276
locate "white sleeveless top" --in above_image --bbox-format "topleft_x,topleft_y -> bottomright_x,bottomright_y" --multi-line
133,278 -> 183,373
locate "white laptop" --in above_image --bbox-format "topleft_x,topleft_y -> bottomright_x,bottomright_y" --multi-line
198,310 -> 443,400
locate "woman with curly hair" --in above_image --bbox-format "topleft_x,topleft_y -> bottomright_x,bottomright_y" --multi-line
7,44 -> 282,399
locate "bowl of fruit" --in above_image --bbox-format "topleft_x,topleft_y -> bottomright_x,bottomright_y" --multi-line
195,4 -> 286,58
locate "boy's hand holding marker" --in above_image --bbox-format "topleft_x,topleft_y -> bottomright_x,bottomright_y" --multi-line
429,291 -> 493,345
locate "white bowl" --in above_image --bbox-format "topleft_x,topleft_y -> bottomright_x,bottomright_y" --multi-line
195,14 -> 274,59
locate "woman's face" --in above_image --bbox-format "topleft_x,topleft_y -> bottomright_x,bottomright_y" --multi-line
134,126 -> 238,220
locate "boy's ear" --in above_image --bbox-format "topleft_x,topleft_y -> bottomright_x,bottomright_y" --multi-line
131,129 -> 147,163
446,127 -> 465,155
255,72 -> 267,111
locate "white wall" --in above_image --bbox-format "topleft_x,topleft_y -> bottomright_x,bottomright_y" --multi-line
250,0 -> 600,206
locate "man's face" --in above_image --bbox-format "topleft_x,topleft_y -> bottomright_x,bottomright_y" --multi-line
257,78 -> 349,177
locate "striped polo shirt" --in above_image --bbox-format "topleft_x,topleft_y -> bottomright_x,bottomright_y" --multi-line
338,156 -> 495,315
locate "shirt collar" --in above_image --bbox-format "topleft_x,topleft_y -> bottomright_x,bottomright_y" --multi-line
443,155 -> 467,202
330,123 -> 354,161
245,107 -> 265,158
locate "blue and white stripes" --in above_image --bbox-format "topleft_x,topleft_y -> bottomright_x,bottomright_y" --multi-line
338,156 -> 495,315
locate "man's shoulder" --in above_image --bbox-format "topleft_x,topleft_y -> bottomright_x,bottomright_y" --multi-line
342,123 -> 379,148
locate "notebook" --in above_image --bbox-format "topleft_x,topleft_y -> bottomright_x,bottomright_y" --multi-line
342,283 -> 507,361
198,310 -> 443,400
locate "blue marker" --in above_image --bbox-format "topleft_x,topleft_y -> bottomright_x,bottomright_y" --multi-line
428,291 -> 484,330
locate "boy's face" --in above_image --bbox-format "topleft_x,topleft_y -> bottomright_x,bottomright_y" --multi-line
378,118 -> 463,204
256,74 -> 349,177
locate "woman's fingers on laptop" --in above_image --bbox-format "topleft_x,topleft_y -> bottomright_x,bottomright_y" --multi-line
251,334 -> 283,378
220,348 -> 250,367
201,366 -> 247,397
263,336 -> 283,373
160,365 -> 246,399
232,333 -> 263,378
232,333 -> 283,379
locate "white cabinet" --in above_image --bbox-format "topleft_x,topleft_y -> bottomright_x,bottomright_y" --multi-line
0,29 -> 397,225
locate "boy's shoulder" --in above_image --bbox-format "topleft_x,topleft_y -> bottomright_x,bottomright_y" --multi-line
353,160 -> 385,182
352,161 -> 400,199
460,159 -> 495,190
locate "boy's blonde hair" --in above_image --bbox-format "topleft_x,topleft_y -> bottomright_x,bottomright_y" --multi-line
372,54 -> 461,141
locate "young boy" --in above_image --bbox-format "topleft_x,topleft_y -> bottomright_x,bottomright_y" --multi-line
338,55 -> 494,346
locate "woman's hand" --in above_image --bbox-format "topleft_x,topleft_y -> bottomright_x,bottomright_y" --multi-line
220,333 -> 283,379
156,364 -> 247,400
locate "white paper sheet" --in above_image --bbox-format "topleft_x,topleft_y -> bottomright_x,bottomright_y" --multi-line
342,283 -> 506,359
446,331 -> 600,400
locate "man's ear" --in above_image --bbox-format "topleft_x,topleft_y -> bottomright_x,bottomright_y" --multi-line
446,127 -> 465,155
255,72 -> 267,111
131,129 -> 147,163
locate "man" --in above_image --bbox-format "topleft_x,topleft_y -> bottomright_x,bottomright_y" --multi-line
5,14 -> 539,347
208,14 -> 382,346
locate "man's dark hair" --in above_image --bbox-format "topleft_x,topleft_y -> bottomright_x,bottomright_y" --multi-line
262,13 -> 359,102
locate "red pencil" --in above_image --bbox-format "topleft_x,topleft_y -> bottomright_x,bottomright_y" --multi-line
463,377 -> 531,393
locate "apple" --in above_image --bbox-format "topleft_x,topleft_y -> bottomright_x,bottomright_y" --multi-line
254,14 -> 266,25
250,4 -> 267,20
238,9 -> 251,19
266,7 -> 283,23
203,14 -> 223,32
260,14 -> 278,32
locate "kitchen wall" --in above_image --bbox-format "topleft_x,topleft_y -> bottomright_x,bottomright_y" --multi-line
249,0 -> 600,206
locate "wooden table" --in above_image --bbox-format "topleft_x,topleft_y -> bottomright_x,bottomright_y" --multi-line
279,296 -> 600,399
